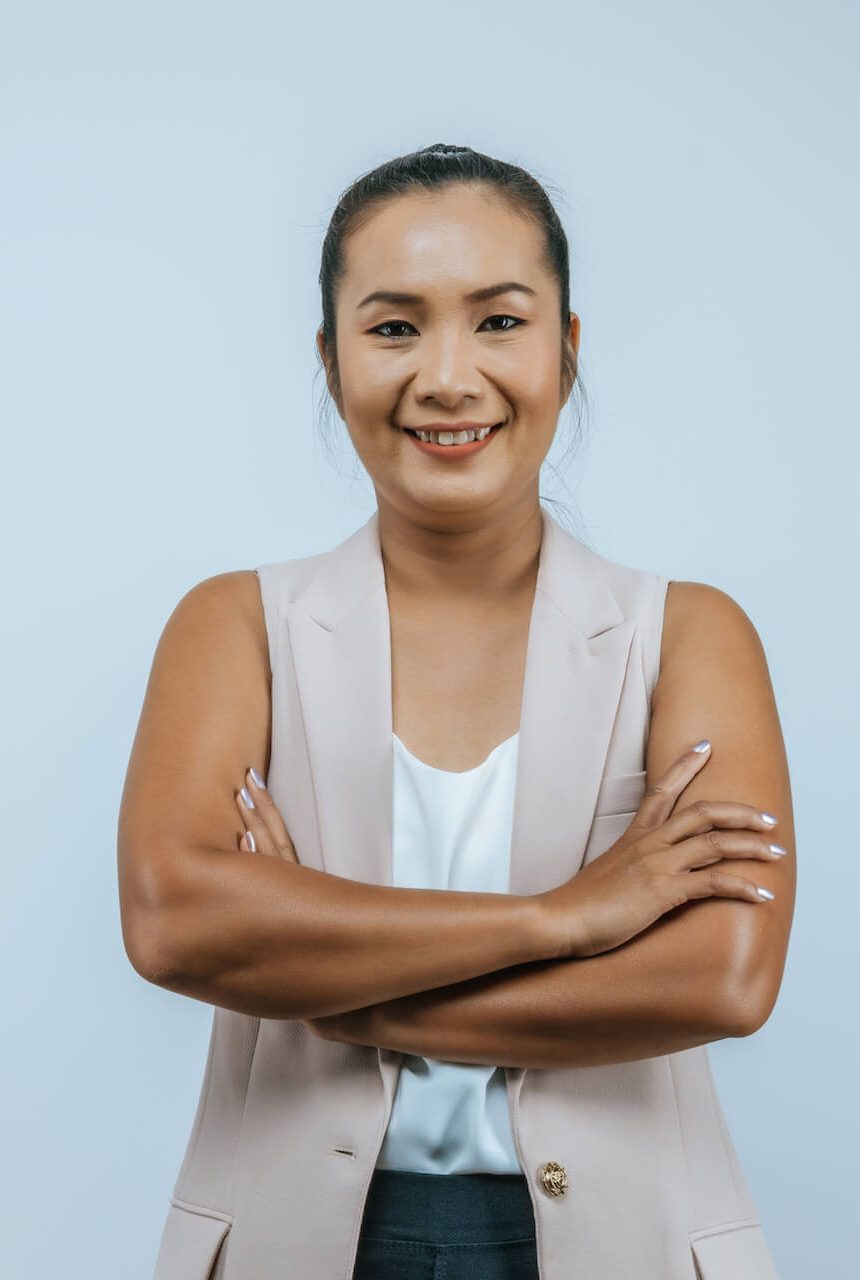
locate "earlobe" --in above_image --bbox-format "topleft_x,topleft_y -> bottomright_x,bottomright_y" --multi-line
316,329 -> 342,413
560,346 -> 578,406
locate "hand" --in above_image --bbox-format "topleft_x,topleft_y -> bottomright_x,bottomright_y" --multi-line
234,768 -> 343,1039
234,767 -> 299,863
538,742 -> 785,960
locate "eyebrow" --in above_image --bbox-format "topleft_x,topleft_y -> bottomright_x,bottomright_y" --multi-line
356,281 -> 538,311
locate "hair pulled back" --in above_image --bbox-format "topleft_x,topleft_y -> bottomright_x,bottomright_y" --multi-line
314,143 -> 590,531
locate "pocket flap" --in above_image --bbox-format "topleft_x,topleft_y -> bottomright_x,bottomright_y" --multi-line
153,1199 -> 233,1279
594,769 -> 647,817
690,1220 -> 779,1279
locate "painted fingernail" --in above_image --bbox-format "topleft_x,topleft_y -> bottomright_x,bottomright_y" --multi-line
760,812 -> 777,826
768,844 -> 787,856
756,886 -> 775,900
239,787 -> 255,810
245,829 -> 257,852
692,740 -> 711,753
249,767 -> 267,789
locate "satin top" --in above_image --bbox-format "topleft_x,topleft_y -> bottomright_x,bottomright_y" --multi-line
375,729 -> 523,1174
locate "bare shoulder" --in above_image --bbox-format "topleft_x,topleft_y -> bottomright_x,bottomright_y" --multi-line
652,577 -> 779,775
170,568 -> 270,666
661,579 -> 764,661
118,569 -> 272,974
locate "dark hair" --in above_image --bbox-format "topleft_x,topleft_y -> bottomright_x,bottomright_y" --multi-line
314,142 -> 591,537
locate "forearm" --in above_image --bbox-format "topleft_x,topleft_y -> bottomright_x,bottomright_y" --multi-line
148,851 -> 553,1020
325,912 -> 738,1068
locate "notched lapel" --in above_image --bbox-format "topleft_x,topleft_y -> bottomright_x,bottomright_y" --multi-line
286,509 -> 637,899
286,516 -> 393,886
507,595 -> 635,898
285,509 -> 639,1119
506,513 -> 636,896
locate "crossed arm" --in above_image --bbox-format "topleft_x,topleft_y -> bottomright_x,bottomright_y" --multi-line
305,912 -> 744,1069
306,583 -> 795,1068
121,575 -> 794,1064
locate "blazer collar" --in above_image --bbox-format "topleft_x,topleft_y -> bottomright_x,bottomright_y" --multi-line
298,506 -> 623,640
286,507 -> 636,899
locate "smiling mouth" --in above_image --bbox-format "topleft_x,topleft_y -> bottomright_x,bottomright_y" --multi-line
402,422 -> 506,443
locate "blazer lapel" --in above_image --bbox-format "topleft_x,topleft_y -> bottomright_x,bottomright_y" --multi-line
286,507 -> 636,1104
288,507 -> 636,890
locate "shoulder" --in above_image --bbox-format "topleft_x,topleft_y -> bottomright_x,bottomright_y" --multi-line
661,580 -> 766,674
174,567 -> 264,617
651,577 -> 779,772
158,569 -> 270,682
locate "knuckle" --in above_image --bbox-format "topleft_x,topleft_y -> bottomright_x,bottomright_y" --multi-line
645,781 -> 672,801
693,799 -> 711,821
705,828 -> 723,851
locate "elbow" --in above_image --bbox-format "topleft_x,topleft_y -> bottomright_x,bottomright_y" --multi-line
119,853 -> 197,989
717,959 -> 780,1038
122,901 -> 187,988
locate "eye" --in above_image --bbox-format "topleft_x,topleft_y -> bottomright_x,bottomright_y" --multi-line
482,314 -> 523,332
368,314 -> 525,341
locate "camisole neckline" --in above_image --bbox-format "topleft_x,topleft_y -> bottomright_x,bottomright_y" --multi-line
392,730 -> 519,777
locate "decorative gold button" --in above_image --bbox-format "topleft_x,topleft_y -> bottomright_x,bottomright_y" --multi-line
538,1161 -> 568,1196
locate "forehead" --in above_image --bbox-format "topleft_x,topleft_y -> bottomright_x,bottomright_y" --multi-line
341,186 -> 548,299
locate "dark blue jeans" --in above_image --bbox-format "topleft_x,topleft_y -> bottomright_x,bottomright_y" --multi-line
352,1168 -> 539,1280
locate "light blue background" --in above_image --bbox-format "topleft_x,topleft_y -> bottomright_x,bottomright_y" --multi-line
2,2 -> 856,1275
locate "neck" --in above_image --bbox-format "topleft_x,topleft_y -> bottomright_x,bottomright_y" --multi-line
376,497 -> 545,607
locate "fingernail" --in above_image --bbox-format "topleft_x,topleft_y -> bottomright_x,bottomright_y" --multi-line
756,886 -> 775,900
249,767 -> 267,789
692,739 -> 711,753
239,787 -> 255,810
760,812 -> 777,826
245,829 -> 257,852
769,843 -> 787,856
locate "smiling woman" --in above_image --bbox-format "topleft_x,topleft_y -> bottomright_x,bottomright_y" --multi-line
120,142 -> 790,1280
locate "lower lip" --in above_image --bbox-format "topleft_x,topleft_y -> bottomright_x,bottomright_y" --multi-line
402,423 -> 505,459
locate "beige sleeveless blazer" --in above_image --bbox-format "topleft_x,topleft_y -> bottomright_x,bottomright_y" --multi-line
152,507 -> 780,1280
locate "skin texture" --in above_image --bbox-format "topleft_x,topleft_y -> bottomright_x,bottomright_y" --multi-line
118,184 -> 795,1059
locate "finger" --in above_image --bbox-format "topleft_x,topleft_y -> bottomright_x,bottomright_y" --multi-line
667,828 -> 788,872
661,799 -> 779,844
633,739 -> 712,830
235,784 -> 278,858
241,768 -> 295,860
680,867 -> 776,904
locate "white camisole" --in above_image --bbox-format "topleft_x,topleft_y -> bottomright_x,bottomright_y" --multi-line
375,729 -> 523,1175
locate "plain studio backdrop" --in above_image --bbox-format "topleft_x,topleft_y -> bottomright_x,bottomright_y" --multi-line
1,2 -> 856,1275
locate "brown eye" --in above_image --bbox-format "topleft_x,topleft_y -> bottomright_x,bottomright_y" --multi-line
370,320 -> 415,339
370,315 -> 523,340
482,315 -> 523,331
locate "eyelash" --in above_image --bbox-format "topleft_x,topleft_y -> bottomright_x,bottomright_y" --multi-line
369,315 -> 525,340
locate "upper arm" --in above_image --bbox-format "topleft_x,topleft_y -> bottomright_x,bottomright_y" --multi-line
646,580 -> 796,1033
117,570 -> 271,980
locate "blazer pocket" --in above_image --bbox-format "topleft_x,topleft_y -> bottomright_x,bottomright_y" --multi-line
689,1219 -> 779,1279
153,1198 -> 233,1280
594,769 -> 647,818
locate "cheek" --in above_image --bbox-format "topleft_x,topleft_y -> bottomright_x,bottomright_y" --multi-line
513,347 -> 563,404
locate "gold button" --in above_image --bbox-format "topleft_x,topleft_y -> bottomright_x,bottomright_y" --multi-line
538,1161 -> 568,1197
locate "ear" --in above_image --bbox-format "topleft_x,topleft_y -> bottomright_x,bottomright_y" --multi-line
316,326 -> 343,415
560,312 -> 581,406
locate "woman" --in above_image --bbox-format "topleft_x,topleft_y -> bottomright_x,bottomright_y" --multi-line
119,144 -> 793,1280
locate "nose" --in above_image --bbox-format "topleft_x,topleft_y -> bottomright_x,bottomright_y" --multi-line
409,330 -> 485,407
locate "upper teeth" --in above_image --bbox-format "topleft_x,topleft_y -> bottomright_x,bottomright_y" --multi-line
412,425 -> 495,444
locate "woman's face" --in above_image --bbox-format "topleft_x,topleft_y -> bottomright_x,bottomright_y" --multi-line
318,184 -> 580,526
